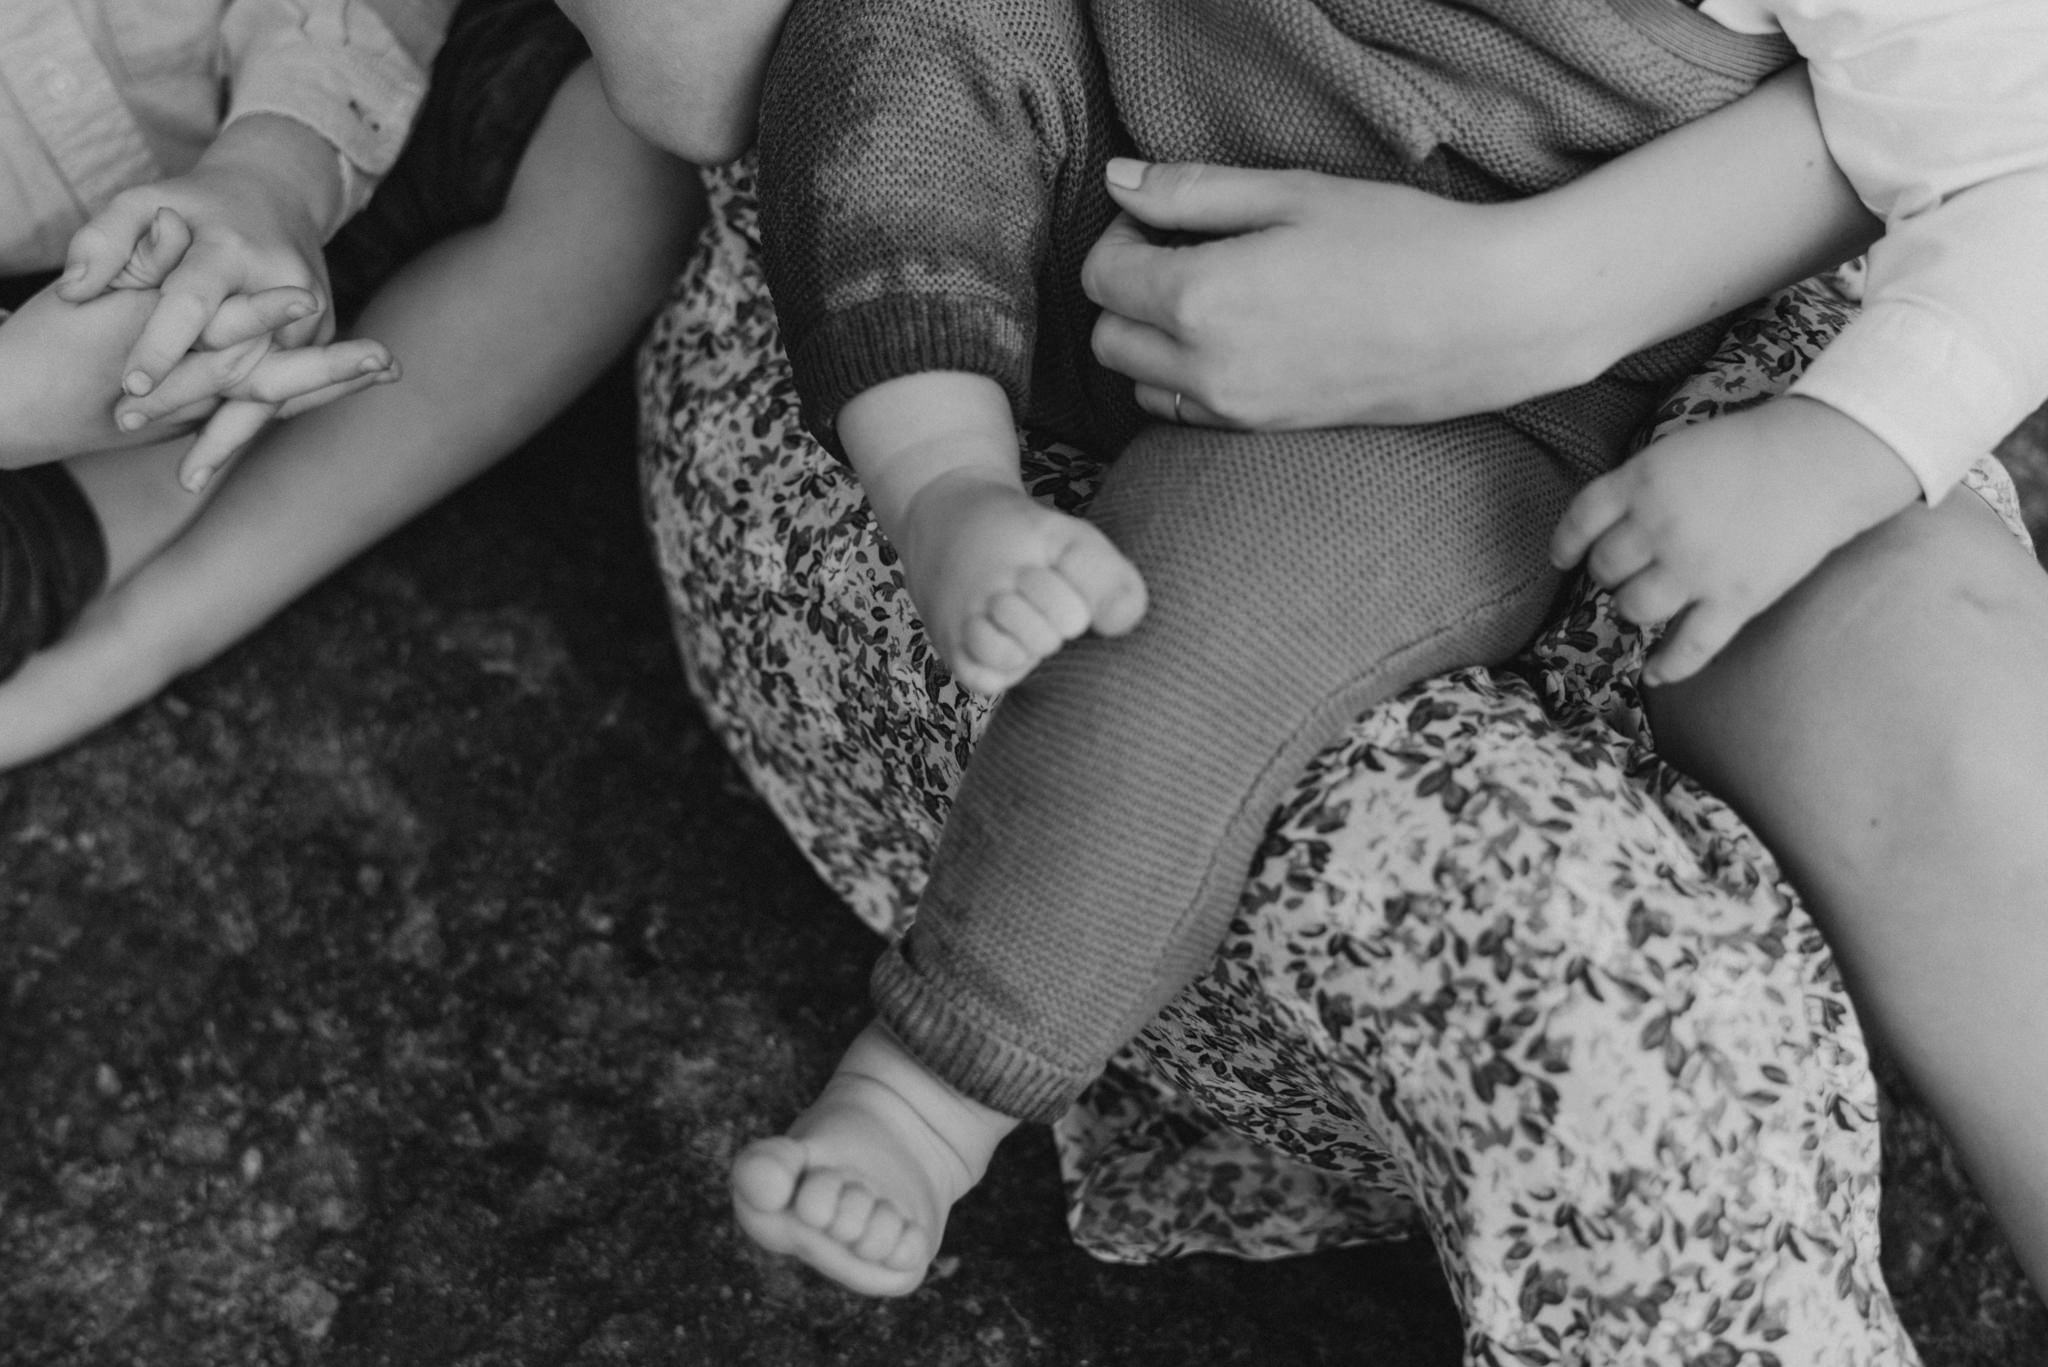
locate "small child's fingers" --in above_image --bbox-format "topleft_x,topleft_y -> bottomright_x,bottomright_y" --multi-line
122,251 -> 238,392
114,336 -> 270,429
199,287 -> 323,350
1610,566 -> 1689,628
1584,520 -> 1656,590
107,209 -> 194,291
177,400 -> 275,492
1549,474 -> 1632,570
1642,600 -> 1750,688
234,341 -> 394,409
57,197 -> 163,300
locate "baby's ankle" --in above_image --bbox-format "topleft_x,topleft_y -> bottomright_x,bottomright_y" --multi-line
837,1022 -> 1017,1187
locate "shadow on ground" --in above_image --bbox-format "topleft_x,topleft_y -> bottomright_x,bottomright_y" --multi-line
3,370 -> 2046,1367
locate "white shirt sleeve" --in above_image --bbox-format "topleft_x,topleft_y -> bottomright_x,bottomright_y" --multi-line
220,0 -> 456,231
1700,0 -> 2048,502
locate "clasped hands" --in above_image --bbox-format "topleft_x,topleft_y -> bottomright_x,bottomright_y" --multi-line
28,118 -> 399,488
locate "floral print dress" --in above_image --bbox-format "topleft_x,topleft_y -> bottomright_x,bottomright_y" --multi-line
639,163 -> 2030,1366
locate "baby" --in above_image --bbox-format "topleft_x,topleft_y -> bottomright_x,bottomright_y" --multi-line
711,0 -> 2048,1298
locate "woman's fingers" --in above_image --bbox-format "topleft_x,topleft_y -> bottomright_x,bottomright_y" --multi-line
1080,212 -> 1192,325
107,209 -> 194,292
1103,159 -> 1301,237
272,363 -> 399,421
1130,383 -> 1224,429
199,287 -> 323,350
231,341 -> 395,407
1089,308 -> 1184,386
178,400 -> 274,492
113,336 -> 270,429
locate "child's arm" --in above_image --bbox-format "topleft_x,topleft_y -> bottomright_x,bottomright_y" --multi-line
1746,0 -> 2048,505
558,0 -> 795,164
1553,0 -> 2048,684
56,114 -> 344,396
56,0 -> 446,392
0,284 -> 396,471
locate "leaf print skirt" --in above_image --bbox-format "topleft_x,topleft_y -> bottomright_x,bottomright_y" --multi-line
639,163 -> 2030,1366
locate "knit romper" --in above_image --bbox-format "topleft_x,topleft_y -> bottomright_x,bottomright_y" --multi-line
756,0 -> 1796,1121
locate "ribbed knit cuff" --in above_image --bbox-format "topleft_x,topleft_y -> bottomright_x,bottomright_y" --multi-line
871,945 -> 1089,1125
786,295 -> 1033,460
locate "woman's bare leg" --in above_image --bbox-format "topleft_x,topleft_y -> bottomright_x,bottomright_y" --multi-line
0,65 -> 700,768
1651,489 -> 2048,1293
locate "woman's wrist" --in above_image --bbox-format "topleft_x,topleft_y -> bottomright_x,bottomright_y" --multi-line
1473,195 -> 1619,401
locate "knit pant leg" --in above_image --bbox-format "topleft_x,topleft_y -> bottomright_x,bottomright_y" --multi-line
877,391 -> 1666,1121
755,0 -> 1124,447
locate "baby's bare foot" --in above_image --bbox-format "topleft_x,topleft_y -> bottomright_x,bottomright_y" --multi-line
898,476 -> 1146,695
730,1024 -> 1015,1296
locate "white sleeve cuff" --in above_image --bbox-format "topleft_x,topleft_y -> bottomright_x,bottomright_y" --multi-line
224,3 -> 429,230
1789,299 -> 2030,505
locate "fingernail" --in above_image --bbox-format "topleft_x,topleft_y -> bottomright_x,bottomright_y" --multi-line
183,471 -> 210,493
286,300 -> 315,319
123,371 -> 153,397
58,263 -> 83,284
359,355 -> 388,374
118,410 -> 147,431
1105,158 -> 1146,191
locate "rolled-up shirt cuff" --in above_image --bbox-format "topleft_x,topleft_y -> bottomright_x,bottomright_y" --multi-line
226,22 -> 426,229
1788,299 -> 2029,505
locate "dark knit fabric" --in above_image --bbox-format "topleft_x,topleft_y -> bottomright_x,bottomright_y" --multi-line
758,0 -> 1795,1120
0,463 -> 108,681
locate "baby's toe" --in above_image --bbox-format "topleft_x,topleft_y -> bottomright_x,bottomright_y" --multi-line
851,1202 -> 910,1264
792,1167 -> 851,1232
1054,533 -> 1146,635
879,1221 -> 932,1274
731,1137 -> 806,1214
1015,566 -> 1090,641
960,615 -> 1029,676
826,1183 -> 878,1245
987,591 -> 1062,660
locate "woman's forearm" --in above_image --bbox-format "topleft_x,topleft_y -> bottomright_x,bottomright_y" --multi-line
1520,66 -> 1878,390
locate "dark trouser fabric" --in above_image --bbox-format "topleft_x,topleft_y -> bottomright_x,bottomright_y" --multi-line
759,0 -> 1731,1121
0,0 -> 586,683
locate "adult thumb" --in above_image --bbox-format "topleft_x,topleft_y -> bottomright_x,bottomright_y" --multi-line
1104,159 -> 1296,237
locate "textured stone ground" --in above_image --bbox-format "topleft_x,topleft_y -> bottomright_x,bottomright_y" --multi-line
2,373 -> 2045,1367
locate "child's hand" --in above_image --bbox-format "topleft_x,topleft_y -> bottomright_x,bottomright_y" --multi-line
114,327 -> 399,491
1549,397 -> 1921,686
55,115 -> 342,398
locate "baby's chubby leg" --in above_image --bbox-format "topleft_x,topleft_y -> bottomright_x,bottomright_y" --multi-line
731,1020 -> 1016,1296
842,371 -> 1145,695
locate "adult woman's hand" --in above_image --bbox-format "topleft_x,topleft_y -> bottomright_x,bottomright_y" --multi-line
1085,66 -> 1877,432
1084,164 -> 1577,430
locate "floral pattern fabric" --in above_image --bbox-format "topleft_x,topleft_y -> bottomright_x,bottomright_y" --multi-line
639,161 -> 2028,1366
